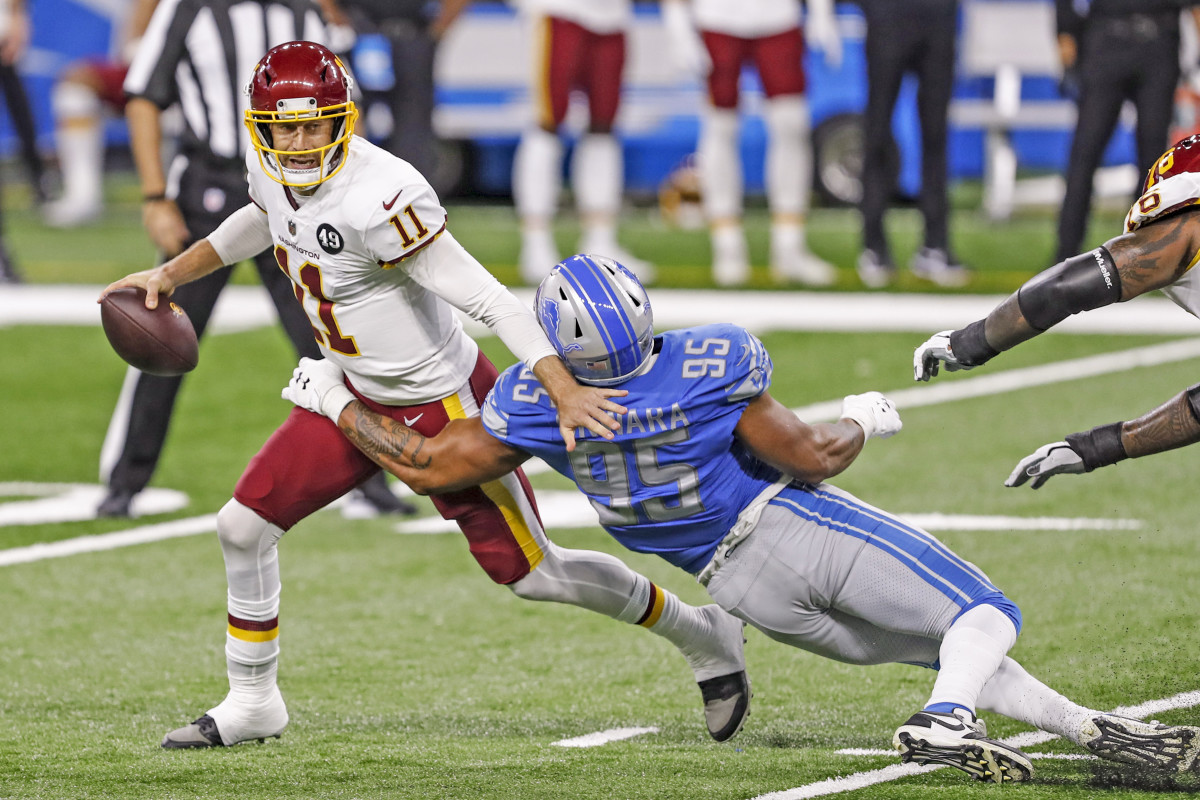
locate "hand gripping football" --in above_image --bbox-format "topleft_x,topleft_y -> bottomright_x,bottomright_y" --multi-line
100,287 -> 199,376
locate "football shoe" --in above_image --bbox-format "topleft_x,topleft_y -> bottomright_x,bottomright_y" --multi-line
910,247 -> 970,288
162,688 -> 288,749
698,670 -> 751,742
856,248 -> 895,288
678,605 -> 751,741
893,708 -> 1033,783
1080,714 -> 1200,773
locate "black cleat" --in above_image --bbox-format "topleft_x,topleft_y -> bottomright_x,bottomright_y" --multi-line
1081,714 -> 1200,773
698,670 -> 751,742
893,708 -> 1033,783
96,488 -> 136,518
161,715 -> 225,749
354,474 -> 418,515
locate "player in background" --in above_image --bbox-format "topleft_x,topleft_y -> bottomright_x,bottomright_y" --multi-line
100,42 -> 749,749
914,134 -> 1200,487
43,0 -> 159,228
283,254 -> 1200,783
511,0 -> 654,285
661,0 -> 840,287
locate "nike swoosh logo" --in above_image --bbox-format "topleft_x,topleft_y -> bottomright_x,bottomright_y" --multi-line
382,190 -> 403,211
403,414 -> 423,426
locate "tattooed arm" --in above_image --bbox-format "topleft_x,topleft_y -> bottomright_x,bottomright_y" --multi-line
1006,386 -> 1200,489
335,403 -> 528,494
915,210 -> 1200,380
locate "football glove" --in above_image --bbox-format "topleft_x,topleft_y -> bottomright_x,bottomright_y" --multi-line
913,330 -> 973,382
1004,441 -> 1086,490
282,357 -> 355,421
840,391 -> 902,440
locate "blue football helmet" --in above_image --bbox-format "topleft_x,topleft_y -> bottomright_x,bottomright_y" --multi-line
535,254 -> 654,386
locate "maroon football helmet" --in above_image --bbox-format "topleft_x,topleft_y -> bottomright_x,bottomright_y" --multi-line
244,41 -> 358,188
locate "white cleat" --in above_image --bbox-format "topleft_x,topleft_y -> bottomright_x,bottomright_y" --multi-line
519,232 -> 561,285
1080,714 -> 1200,773
770,246 -> 836,287
162,687 -> 290,748
42,198 -> 102,228
893,708 -> 1033,783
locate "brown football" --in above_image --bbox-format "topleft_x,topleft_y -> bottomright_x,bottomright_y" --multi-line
100,287 -> 199,376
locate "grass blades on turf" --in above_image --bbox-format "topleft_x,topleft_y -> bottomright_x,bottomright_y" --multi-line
5,321 -> 1200,799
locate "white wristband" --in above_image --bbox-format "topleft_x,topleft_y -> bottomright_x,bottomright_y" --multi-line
320,385 -> 356,422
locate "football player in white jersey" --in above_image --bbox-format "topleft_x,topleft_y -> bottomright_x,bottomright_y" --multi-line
284,253 -> 1200,783
511,0 -> 654,284
915,134 -> 1200,488
99,41 -> 750,749
661,0 -> 840,287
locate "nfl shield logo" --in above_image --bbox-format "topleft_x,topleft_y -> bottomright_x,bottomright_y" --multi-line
287,220 -> 296,236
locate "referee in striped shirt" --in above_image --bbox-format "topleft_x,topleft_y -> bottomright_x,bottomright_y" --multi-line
98,0 -> 413,517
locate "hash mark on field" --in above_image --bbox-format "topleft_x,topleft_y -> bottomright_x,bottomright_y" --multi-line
0,514 -> 217,566
552,727 -> 658,748
753,690 -> 1200,798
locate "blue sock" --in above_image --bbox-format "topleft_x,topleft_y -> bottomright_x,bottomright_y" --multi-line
924,702 -> 970,715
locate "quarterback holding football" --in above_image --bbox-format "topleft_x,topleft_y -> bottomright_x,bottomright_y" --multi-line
99,41 -> 750,750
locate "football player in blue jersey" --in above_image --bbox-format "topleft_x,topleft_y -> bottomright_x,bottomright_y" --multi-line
284,254 -> 1200,783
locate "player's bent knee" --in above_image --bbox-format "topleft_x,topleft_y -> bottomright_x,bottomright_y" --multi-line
217,499 -> 277,553
507,541 -> 567,602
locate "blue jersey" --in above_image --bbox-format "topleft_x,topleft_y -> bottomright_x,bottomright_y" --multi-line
481,323 -> 783,573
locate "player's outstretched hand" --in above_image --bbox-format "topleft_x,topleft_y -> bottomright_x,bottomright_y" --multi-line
554,383 -> 629,452
282,357 -> 355,421
1004,441 -> 1086,489
840,391 -> 902,440
913,330 -> 972,382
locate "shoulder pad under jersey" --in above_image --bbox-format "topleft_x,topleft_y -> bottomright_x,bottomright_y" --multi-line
1126,135 -> 1200,233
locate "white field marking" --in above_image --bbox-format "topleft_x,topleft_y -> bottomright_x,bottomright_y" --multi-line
836,748 -> 1094,761
7,284 -> 1199,336
0,514 -> 219,567
793,336 -> 1200,422
552,727 -> 659,748
753,690 -> 1200,799
394,490 -> 1140,535
0,482 -> 189,526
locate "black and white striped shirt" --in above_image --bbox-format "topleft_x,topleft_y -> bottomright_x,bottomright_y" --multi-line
125,0 -> 327,163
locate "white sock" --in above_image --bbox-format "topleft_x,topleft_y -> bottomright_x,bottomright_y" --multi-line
510,543 -> 738,679
513,127 -> 563,220
217,499 -> 284,701
978,657 -> 1096,743
572,132 -> 622,220
764,95 -> 811,218
51,83 -> 105,208
698,106 -> 742,221
927,604 -> 1017,712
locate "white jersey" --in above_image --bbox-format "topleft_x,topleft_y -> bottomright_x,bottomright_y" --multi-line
246,136 -> 480,405
514,0 -> 631,34
693,0 -> 799,38
1124,136 -> 1200,320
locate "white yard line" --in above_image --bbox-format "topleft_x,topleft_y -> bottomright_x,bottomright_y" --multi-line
754,690 -> 1200,799
552,727 -> 659,748
7,336 -> 1194,565
0,514 -> 219,567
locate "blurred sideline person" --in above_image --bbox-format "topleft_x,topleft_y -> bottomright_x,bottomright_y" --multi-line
0,0 -> 43,283
98,0 -> 411,518
915,134 -> 1200,487
42,0 -> 159,229
511,0 -> 654,285
1053,0 -> 1200,262
337,0 -> 471,196
854,0 -> 967,289
102,42 -> 750,749
284,254 -> 1200,783
661,0 -> 840,287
